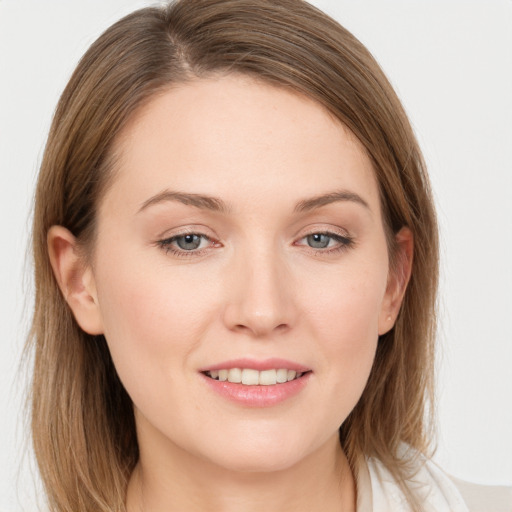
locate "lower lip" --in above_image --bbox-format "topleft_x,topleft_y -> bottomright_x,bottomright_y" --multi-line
201,372 -> 311,407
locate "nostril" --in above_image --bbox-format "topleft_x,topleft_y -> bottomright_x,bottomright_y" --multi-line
232,322 -> 290,337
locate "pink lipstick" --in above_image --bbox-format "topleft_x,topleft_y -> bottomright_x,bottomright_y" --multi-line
199,358 -> 312,407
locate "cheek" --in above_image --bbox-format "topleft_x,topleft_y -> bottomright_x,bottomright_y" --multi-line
300,262 -> 387,412
304,261 -> 387,347
92,249 -> 215,392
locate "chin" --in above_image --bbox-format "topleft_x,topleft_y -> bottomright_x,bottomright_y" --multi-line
196,428 -> 319,474
207,449 -> 303,474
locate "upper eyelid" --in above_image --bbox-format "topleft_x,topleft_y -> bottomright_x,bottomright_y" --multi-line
295,226 -> 351,240
156,225 -> 218,244
156,217 -> 351,236
160,232 -> 215,247
296,231 -> 350,241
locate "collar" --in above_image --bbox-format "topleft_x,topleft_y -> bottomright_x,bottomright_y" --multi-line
355,450 -> 469,512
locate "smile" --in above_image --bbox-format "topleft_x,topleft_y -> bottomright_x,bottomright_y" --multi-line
200,358 -> 312,406
204,368 -> 307,386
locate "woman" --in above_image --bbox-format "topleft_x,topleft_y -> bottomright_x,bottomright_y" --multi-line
27,0 -> 511,511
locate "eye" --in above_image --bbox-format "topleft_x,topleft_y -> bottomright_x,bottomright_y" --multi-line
157,232 -> 216,257
306,233 -> 336,249
174,233 -> 206,251
296,231 -> 354,254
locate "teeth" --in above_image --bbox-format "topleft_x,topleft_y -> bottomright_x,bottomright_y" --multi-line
259,369 -> 277,385
206,368 -> 306,385
276,368 -> 288,383
241,368 -> 259,385
228,368 -> 242,383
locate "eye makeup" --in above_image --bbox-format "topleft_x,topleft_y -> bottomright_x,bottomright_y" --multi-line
155,228 -> 355,259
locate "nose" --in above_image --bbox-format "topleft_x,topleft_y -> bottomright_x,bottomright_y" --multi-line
222,245 -> 297,338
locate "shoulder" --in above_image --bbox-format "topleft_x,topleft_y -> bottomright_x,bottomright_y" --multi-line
449,476 -> 512,512
359,448 -> 512,512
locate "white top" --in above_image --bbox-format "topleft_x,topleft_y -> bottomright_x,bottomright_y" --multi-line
356,453 -> 512,512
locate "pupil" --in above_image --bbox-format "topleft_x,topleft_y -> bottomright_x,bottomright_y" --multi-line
177,234 -> 201,250
308,233 -> 330,249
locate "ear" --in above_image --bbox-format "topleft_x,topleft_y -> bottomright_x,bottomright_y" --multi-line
47,225 -> 104,335
378,227 -> 414,335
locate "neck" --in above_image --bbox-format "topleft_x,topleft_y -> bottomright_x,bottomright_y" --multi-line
126,427 -> 356,512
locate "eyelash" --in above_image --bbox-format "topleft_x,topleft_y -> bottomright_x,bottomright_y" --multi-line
156,230 -> 354,259
156,230 -> 217,258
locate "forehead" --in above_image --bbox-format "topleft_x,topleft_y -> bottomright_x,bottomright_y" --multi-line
103,75 -> 380,218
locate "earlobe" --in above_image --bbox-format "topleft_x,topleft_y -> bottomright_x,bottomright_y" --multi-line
378,227 -> 414,335
47,226 -> 104,335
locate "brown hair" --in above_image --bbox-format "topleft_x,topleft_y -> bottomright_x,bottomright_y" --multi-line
28,1 -> 438,510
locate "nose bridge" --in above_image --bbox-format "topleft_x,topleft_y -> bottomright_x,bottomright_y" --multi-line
223,237 -> 295,337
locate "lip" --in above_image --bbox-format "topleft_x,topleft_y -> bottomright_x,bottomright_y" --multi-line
199,358 -> 311,373
199,358 -> 312,408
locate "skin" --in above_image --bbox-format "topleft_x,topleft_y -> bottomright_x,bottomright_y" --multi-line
49,75 -> 412,512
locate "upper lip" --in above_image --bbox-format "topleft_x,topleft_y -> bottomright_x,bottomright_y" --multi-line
199,358 -> 311,373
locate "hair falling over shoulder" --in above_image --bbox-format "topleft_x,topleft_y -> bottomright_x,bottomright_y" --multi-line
27,1 -> 439,510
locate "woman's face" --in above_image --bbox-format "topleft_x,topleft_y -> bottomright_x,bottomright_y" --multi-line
85,75 -> 404,472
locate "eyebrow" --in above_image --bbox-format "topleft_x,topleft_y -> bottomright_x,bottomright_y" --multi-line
138,190 -> 231,214
293,190 -> 369,213
138,189 -> 370,214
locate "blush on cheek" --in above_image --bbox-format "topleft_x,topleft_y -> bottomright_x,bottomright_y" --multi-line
313,285 -> 382,341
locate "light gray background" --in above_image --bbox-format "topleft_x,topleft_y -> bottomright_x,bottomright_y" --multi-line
1,1 -> 511,510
